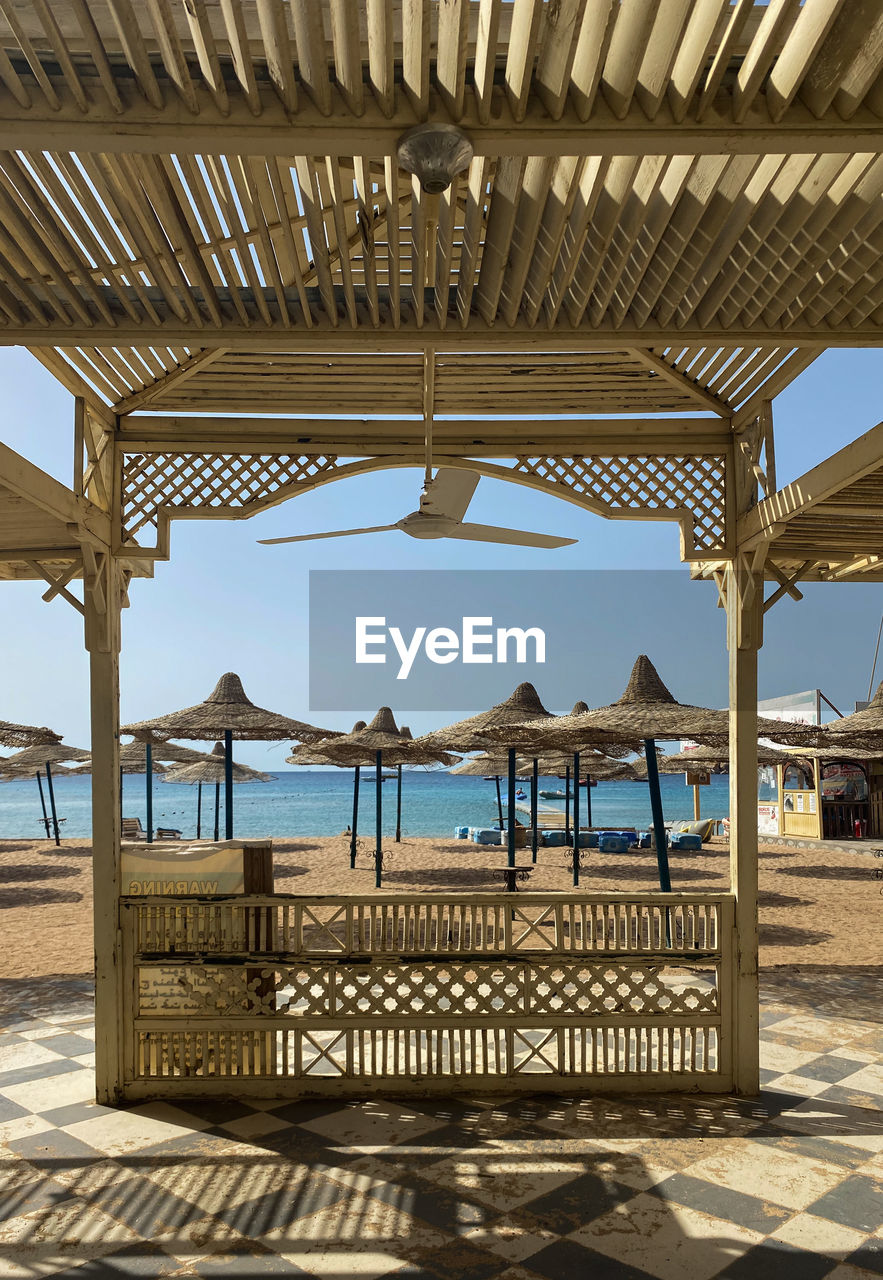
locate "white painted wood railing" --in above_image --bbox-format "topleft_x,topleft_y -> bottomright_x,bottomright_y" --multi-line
120,892 -> 735,1099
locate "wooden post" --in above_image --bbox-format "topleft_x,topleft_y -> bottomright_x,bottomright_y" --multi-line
84,552 -> 123,1105
693,783 -> 701,821
726,558 -> 762,1096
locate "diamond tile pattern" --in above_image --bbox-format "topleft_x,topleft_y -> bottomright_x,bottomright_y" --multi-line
0,975 -> 880,1279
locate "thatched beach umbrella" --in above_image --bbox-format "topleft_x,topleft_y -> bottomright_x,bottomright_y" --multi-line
818,682 -> 883,748
112,735 -> 207,843
450,751 -> 530,829
164,742 -> 272,840
317,709 -> 457,887
1,741 -> 90,845
0,720 -> 60,749
287,722 -> 367,868
418,683 -> 565,880
515,655 -> 814,890
123,673 -> 334,840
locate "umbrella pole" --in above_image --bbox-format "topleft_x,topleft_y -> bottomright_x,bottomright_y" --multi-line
586,773 -> 592,827
350,765 -> 360,868
644,738 -> 672,893
531,758 -> 538,863
564,765 -> 571,844
45,761 -> 60,846
36,771 -> 50,839
395,763 -> 402,842
145,742 -> 153,843
224,729 -> 233,839
572,750 -> 581,887
213,782 -> 220,842
375,749 -> 383,889
494,775 -> 504,828
693,783 -> 701,821
196,781 -> 202,840
507,747 -> 516,876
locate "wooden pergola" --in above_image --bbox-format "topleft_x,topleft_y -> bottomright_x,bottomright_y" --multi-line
2,0 -> 883,1102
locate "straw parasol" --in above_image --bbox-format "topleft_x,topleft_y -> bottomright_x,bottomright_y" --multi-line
287,721 -> 367,867
122,672 -> 336,839
817,682 -> 883,747
164,742 -> 272,841
1,741 -> 90,845
316,708 -> 457,886
511,655 -> 823,890
0,720 -> 61,750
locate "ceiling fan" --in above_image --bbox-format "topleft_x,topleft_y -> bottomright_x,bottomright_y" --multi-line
258,469 -> 577,549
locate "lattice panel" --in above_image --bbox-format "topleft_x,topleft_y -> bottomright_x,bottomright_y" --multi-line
121,452 -> 341,538
136,961 -> 719,1020
514,455 -> 728,554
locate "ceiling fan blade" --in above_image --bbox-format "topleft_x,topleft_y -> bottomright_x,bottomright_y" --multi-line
258,525 -> 398,545
448,522 -> 577,549
420,468 -> 480,521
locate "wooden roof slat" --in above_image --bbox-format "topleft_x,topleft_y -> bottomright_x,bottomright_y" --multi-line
634,0 -> 693,122
292,0 -> 332,116
435,0 -> 469,119
180,0 -> 230,115
219,0 -> 263,116
669,154 -> 784,328
172,154 -> 250,324
0,0 -> 60,109
326,156 -> 359,327
505,0 -> 543,124
589,153 -> 673,327
402,0 -> 430,119
733,0 -> 800,123
564,155 -> 641,327
409,174 -> 425,328
329,0 -> 366,117
601,0 -> 663,121
766,0 -> 846,123
667,0 -> 730,124
30,0 -> 88,112
203,153 -> 270,324
104,0 -> 164,110
456,153 -> 489,329
255,0 -> 297,113
231,154 -> 295,327
533,0 -> 581,122
799,0 -> 883,118
144,0 -> 199,115
365,0 -> 395,116
474,154 -> 524,324
499,155 -> 555,326
433,168 -> 459,329
293,157 -> 338,326
544,156 -> 610,327
695,0 -> 755,120
472,0 -> 501,124
834,11 -> 883,119
698,153 -> 817,328
567,0 -> 616,122
522,154 -> 582,326
382,154 -> 401,327
257,155 -> 313,325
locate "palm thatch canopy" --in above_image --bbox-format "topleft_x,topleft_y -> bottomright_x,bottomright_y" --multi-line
163,742 -> 272,785
528,752 -> 638,781
122,672 -> 335,743
418,683 -> 559,753
0,721 -> 61,750
320,707 -> 457,767
514,656 -> 820,749
657,744 -> 790,771
1,760 -> 77,780
817,683 -> 883,746
450,752 -> 531,777
1,743 -> 90,768
123,734 -> 207,765
286,722 -> 367,767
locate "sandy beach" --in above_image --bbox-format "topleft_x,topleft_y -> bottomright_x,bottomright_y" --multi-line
0,833 -> 880,980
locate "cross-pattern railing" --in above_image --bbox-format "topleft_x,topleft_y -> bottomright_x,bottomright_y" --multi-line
120,893 -> 735,1098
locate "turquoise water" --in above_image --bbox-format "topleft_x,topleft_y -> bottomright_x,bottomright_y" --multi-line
0,770 -> 731,840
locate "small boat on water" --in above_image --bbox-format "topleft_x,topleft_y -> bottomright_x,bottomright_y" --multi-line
539,789 -> 566,799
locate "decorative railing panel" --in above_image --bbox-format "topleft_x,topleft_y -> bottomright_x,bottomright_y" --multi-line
121,893 -> 734,1097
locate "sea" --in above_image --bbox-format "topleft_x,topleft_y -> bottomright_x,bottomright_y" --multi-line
0,769 -> 731,841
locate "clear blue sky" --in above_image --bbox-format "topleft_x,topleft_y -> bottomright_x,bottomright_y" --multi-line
1,347 -> 882,766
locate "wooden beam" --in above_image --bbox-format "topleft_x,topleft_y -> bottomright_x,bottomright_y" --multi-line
4,91 -> 883,158
112,348 -> 228,413
0,440 -> 110,539
629,348 -> 730,417
10,324 -> 880,349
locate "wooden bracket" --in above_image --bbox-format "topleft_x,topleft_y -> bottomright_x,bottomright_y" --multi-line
763,560 -> 814,613
28,559 -> 85,616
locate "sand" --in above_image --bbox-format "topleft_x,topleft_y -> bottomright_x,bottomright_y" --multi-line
0,834 -> 880,980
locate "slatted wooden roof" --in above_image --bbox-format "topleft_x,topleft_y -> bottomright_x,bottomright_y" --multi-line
0,0 -> 881,423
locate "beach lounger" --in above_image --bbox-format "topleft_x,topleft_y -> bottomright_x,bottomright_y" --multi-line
121,817 -> 147,841
156,826 -> 183,840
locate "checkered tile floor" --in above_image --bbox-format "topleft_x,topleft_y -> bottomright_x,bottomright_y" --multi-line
0,973 -> 881,1279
